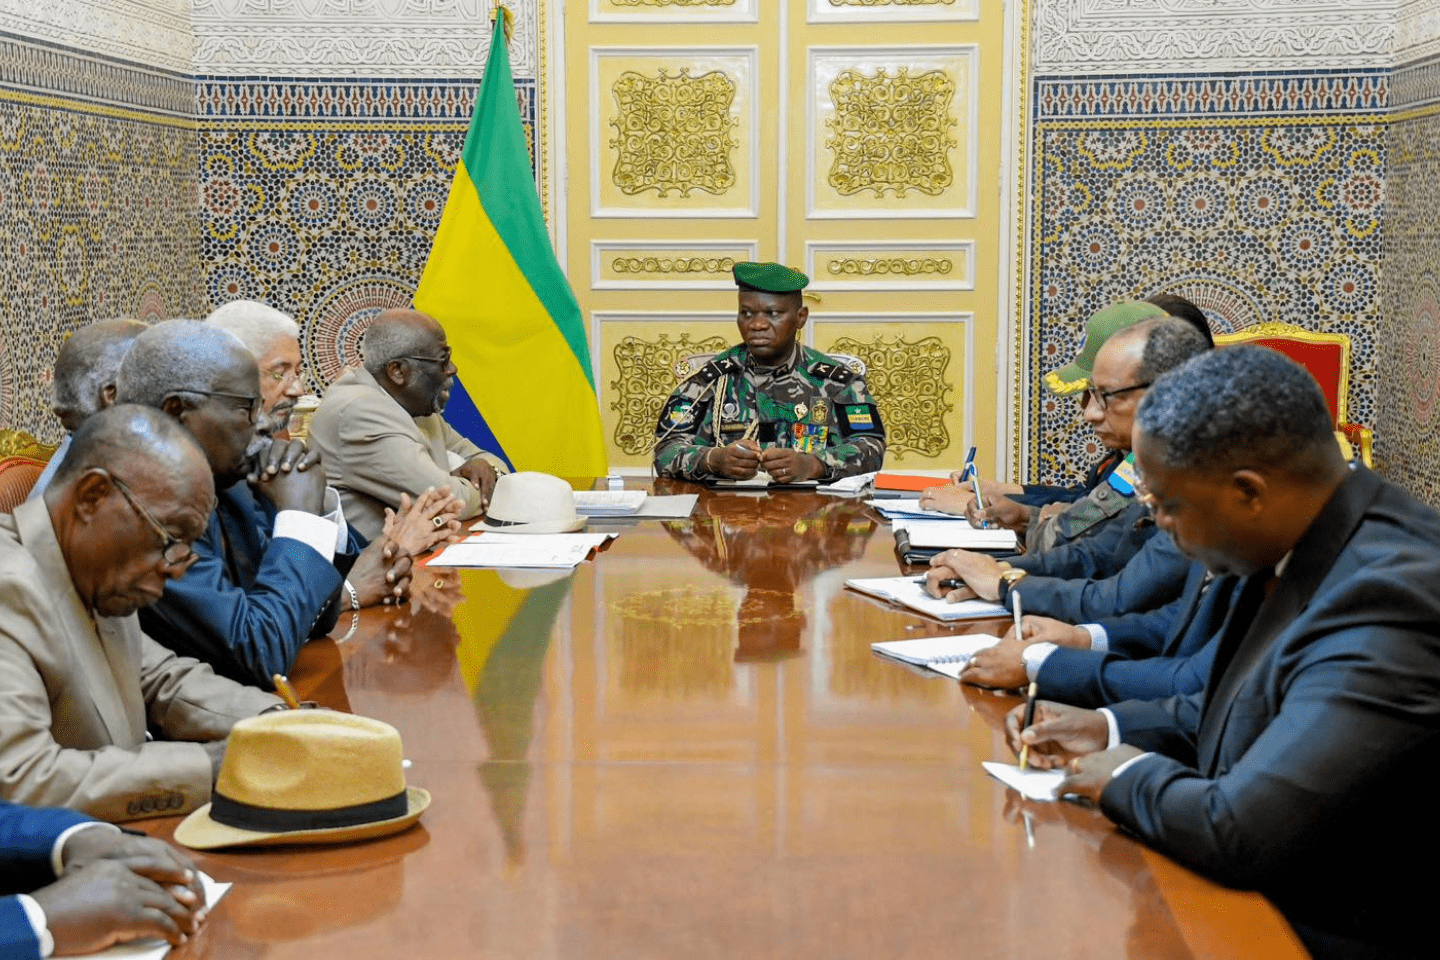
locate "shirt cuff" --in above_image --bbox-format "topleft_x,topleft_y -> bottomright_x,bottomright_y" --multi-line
274,509 -> 339,563
1099,707 -> 1122,749
1081,623 -> 1109,652
16,894 -> 52,957
1021,642 -> 1057,682
1111,752 -> 1155,780
51,822 -> 118,877
321,486 -> 349,554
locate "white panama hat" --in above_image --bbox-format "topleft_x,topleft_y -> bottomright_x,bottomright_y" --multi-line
478,471 -> 585,534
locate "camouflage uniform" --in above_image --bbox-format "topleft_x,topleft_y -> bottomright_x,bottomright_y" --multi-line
1024,451 -> 1140,553
653,343 -> 886,481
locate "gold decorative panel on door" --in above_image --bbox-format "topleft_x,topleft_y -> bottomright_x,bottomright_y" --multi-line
563,0 -> 1005,469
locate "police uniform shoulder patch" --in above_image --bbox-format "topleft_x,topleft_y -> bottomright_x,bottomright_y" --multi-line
693,354 -> 743,384
838,402 -> 882,437
807,360 -> 855,385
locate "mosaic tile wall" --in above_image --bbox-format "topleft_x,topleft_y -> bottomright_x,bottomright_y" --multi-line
1379,50 -> 1440,504
0,33 -> 202,442
195,77 -> 537,387
1026,71 -> 1389,485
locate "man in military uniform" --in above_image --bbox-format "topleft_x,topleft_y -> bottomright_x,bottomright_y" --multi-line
653,263 -> 886,483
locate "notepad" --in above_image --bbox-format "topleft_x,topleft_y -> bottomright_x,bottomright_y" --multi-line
981,762 -> 1067,802
891,519 -> 1019,552
865,498 -> 963,520
844,576 -> 1008,621
870,634 -> 1001,677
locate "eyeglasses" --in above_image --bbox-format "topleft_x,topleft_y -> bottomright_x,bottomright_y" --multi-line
396,349 -> 452,367
183,389 -> 262,421
262,364 -> 306,386
1089,381 -> 1152,411
1133,474 -> 1159,515
102,471 -> 199,569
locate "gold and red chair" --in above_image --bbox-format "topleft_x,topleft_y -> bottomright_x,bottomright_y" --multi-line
1213,322 -> 1372,467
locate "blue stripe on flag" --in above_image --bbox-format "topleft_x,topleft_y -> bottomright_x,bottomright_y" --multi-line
444,378 -> 513,471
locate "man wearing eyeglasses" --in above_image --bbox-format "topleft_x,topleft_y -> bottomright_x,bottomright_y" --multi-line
204,301 -> 307,434
924,318 -> 1209,605
0,404 -> 282,822
309,308 -> 510,539
114,321 -> 457,689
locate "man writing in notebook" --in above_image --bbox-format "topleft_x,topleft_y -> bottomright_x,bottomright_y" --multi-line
1007,346 -> 1440,959
652,262 -> 886,483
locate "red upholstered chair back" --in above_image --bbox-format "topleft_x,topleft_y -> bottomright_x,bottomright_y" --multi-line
1212,322 -> 1350,424
0,456 -> 47,513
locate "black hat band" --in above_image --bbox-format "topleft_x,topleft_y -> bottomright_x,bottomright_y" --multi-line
210,789 -> 408,833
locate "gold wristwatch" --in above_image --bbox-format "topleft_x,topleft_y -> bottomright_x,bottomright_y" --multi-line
999,568 -> 1029,589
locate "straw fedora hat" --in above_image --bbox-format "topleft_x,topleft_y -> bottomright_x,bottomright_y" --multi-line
478,471 -> 585,534
174,711 -> 429,850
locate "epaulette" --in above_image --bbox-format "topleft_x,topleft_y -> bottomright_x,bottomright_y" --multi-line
690,354 -> 743,385
807,360 -> 856,385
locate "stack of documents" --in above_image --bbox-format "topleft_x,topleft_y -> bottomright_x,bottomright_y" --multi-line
870,634 -> 1002,679
865,498 -> 962,521
429,532 -> 616,569
573,490 -> 647,516
892,519 -> 1018,552
844,576 -> 1008,622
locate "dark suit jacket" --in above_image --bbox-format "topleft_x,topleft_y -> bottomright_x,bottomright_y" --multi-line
1,801 -> 90,960
1003,527 -> 1191,624
1102,468 -> 1440,956
1012,451 -> 1123,507
1034,563 -> 1237,708
139,482 -> 363,688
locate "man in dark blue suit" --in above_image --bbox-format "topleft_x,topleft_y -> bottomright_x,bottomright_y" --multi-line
114,321 -> 454,689
2,800 -> 204,957
1009,347 -> 1440,959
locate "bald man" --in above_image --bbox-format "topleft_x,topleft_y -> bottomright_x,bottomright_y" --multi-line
309,309 -> 509,538
30,319 -> 148,501
0,405 -> 280,823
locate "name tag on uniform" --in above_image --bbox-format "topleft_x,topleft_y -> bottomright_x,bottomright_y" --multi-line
1107,452 -> 1139,495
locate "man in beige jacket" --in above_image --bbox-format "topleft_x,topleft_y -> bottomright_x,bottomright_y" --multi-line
309,309 -> 509,539
0,405 -> 280,822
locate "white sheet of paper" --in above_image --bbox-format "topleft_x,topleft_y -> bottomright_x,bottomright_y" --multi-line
435,532 -> 616,568
634,494 -> 699,519
72,873 -> 231,960
981,762 -> 1067,802
845,577 -> 1008,622
821,470 -> 877,494
891,519 -> 1018,551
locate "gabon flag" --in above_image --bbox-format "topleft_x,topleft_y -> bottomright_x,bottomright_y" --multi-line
415,5 -> 607,475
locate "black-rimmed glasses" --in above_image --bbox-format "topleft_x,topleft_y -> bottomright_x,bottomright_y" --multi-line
182,389 -> 262,421
102,471 -> 199,569
1090,381 -> 1152,411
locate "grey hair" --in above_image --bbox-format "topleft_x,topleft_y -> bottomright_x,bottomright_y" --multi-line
1127,317 -> 1212,382
52,319 -> 148,424
47,403 -> 209,498
204,300 -> 299,360
115,320 -> 250,408
1135,344 -> 1337,475
361,317 -> 429,378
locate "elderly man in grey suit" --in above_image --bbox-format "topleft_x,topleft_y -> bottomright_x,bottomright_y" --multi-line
309,309 -> 509,539
0,405 -> 280,823
1008,347 -> 1440,960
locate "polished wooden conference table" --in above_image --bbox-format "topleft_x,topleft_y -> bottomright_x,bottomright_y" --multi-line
140,480 -> 1308,959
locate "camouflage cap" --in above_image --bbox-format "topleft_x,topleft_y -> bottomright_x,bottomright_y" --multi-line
1044,300 -> 1167,396
733,262 -> 809,294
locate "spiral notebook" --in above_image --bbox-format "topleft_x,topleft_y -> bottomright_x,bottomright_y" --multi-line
870,634 -> 1001,678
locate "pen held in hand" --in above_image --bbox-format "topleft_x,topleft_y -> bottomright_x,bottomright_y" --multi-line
914,576 -> 963,591
1018,680 -> 1039,771
271,673 -> 302,710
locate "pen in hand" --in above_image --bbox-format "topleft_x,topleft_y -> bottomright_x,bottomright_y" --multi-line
1018,680 -> 1039,771
915,576 -> 963,591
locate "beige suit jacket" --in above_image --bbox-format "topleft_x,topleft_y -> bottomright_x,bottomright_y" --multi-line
0,500 -> 280,822
309,365 -> 508,539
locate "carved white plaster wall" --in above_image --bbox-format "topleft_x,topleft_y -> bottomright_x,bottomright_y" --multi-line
191,0 -> 538,78
1398,0 -> 1440,65
0,0 -> 194,71
1032,0 -> 1398,74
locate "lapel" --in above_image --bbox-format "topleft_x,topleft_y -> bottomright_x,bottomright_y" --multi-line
13,499 -> 139,745
1195,468 -> 1381,774
1159,564 -> 1211,656
216,482 -> 269,587
350,366 -> 442,467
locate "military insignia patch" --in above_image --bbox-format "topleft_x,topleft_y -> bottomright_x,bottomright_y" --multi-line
810,399 -> 828,424
666,400 -> 694,427
838,402 -> 883,437
808,361 -> 856,385
1107,452 -> 1139,495
794,402 -> 809,421
791,422 -> 829,454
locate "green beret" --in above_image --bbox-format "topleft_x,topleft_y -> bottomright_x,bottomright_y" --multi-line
1043,301 -> 1167,396
733,262 -> 809,294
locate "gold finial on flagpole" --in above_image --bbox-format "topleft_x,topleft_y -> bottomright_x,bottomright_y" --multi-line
493,4 -> 514,44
